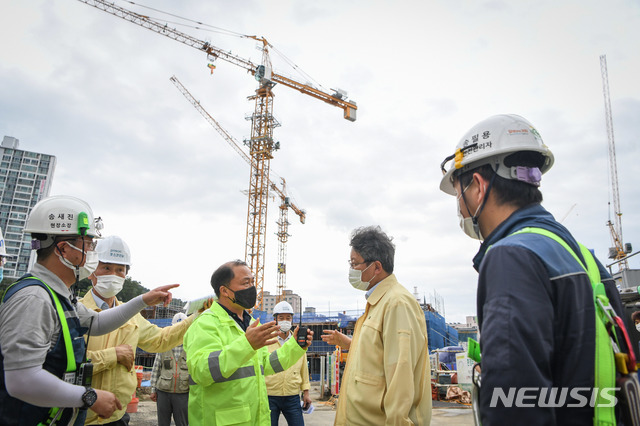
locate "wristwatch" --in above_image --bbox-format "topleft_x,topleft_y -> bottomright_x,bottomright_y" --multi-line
81,387 -> 98,409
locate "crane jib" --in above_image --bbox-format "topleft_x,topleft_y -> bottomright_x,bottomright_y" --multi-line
78,0 -> 357,121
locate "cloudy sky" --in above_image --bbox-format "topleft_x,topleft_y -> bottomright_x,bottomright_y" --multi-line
2,0 -> 639,323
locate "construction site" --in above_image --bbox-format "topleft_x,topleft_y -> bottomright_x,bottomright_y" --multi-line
1,1 -> 640,425
93,2 -> 640,418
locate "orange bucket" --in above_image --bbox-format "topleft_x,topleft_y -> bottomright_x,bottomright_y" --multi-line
126,392 -> 139,413
135,365 -> 143,388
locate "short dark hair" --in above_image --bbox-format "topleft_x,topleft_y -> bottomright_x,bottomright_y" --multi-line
350,226 -> 395,273
210,260 -> 247,297
632,311 -> 640,323
34,235 -> 77,261
458,163 -> 543,209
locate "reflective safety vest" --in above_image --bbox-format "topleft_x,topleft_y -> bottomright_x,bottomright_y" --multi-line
508,228 -> 628,426
0,275 -> 87,426
156,347 -> 189,394
184,302 -> 307,426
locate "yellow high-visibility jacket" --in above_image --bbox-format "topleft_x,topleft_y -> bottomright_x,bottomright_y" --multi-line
80,290 -> 194,424
184,302 -> 307,426
265,336 -> 310,396
335,274 -> 432,426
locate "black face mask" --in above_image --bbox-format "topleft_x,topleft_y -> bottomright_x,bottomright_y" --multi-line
225,285 -> 257,310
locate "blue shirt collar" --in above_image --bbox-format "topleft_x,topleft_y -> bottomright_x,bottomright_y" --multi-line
365,282 -> 380,299
91,290 -> 111,310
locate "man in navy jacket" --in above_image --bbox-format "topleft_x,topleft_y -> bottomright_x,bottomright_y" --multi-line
439,114 -> 630,425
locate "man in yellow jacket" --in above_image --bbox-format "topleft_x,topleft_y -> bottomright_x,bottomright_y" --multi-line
323,226 -> 431,425
265,301 -> 312,426
184,260 -> 312,426
77,236 -> 205,426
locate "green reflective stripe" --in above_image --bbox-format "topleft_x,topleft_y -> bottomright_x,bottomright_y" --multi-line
511,227 -> 616,426
510,227 -> 587,271
579,243 -> 608,300
3,277 -> 76,373
37,406 -> 60,426
33,278 -> 76,373
269,351 -> 284,373
207,351 -> 256,383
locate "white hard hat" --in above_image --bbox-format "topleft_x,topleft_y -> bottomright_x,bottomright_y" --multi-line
439,114 -> 554,195
24,195 -> 103,249
273,301 -> 294,316
172,312 -> 188,325
95,235 -> 131,266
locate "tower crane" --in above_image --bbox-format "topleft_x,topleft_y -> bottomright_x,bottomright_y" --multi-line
600,54 -> 631,271
78,0 -> 356,309
170,75 -> 306,308
275,177 -> 302,304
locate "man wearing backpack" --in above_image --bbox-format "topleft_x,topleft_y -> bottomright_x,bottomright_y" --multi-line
0,195 -> 178,426
439,114 -> 632,425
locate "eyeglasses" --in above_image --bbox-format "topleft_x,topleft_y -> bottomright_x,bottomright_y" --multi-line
66,237 -> 97,251
348,260 -> 370,269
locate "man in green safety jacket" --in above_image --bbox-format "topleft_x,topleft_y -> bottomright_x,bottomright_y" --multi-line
184,260 -> 312,426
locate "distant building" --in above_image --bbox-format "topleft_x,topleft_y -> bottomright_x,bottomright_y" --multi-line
0,136 -> 56,279
449,316 -> 479,344
262,289 -> 301,315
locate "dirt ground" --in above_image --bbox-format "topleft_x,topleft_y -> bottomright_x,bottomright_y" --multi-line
127,383 -> 473,426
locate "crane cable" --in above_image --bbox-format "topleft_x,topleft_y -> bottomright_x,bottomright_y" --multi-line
120,0 -> 245,37
116,0 -> 327,91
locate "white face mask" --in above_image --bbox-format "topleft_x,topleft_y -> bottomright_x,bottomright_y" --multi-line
636,323 -> 640,333
348,263 -> 376,291
456,183 -> 484,241
58,242 -> 99,281
278,321 -> 292,333
94,274 -> 125,298
458,205 -> 484,240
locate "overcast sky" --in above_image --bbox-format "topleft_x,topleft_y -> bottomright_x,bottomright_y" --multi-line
1,0 -> 639,323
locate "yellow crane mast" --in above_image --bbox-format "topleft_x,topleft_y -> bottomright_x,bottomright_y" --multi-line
274,177 -> 305,303
600,54 -> 631,271
78,0 -> 356,309
170,75 -> 306,308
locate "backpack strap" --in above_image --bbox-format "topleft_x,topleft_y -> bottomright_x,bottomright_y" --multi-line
509,227 -> 617,426
2,277 -> 77,372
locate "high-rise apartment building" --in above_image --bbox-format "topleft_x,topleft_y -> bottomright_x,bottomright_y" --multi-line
0,136 -> 56,279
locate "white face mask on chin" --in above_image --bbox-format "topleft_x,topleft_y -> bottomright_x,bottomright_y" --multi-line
636,323 -> 640,333
458,208 -> 484,240
456,185 -> 484,241
58,242 -> 99,281
94,274 -> 126,298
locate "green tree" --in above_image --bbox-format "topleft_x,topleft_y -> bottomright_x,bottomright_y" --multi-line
0,277 -> 17,298
2,275 -> 184,307
118,277 -> 149,302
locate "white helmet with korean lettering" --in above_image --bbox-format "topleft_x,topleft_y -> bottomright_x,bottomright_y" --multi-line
273,301 -> 294,317
23,195 -> 103,249
95,235 -> 131,266
439,114 -> 554,195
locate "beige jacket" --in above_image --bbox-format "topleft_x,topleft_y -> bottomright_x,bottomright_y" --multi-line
334,274 -> 432,426
80,290 -> 194,424
264,336 -> 310,396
